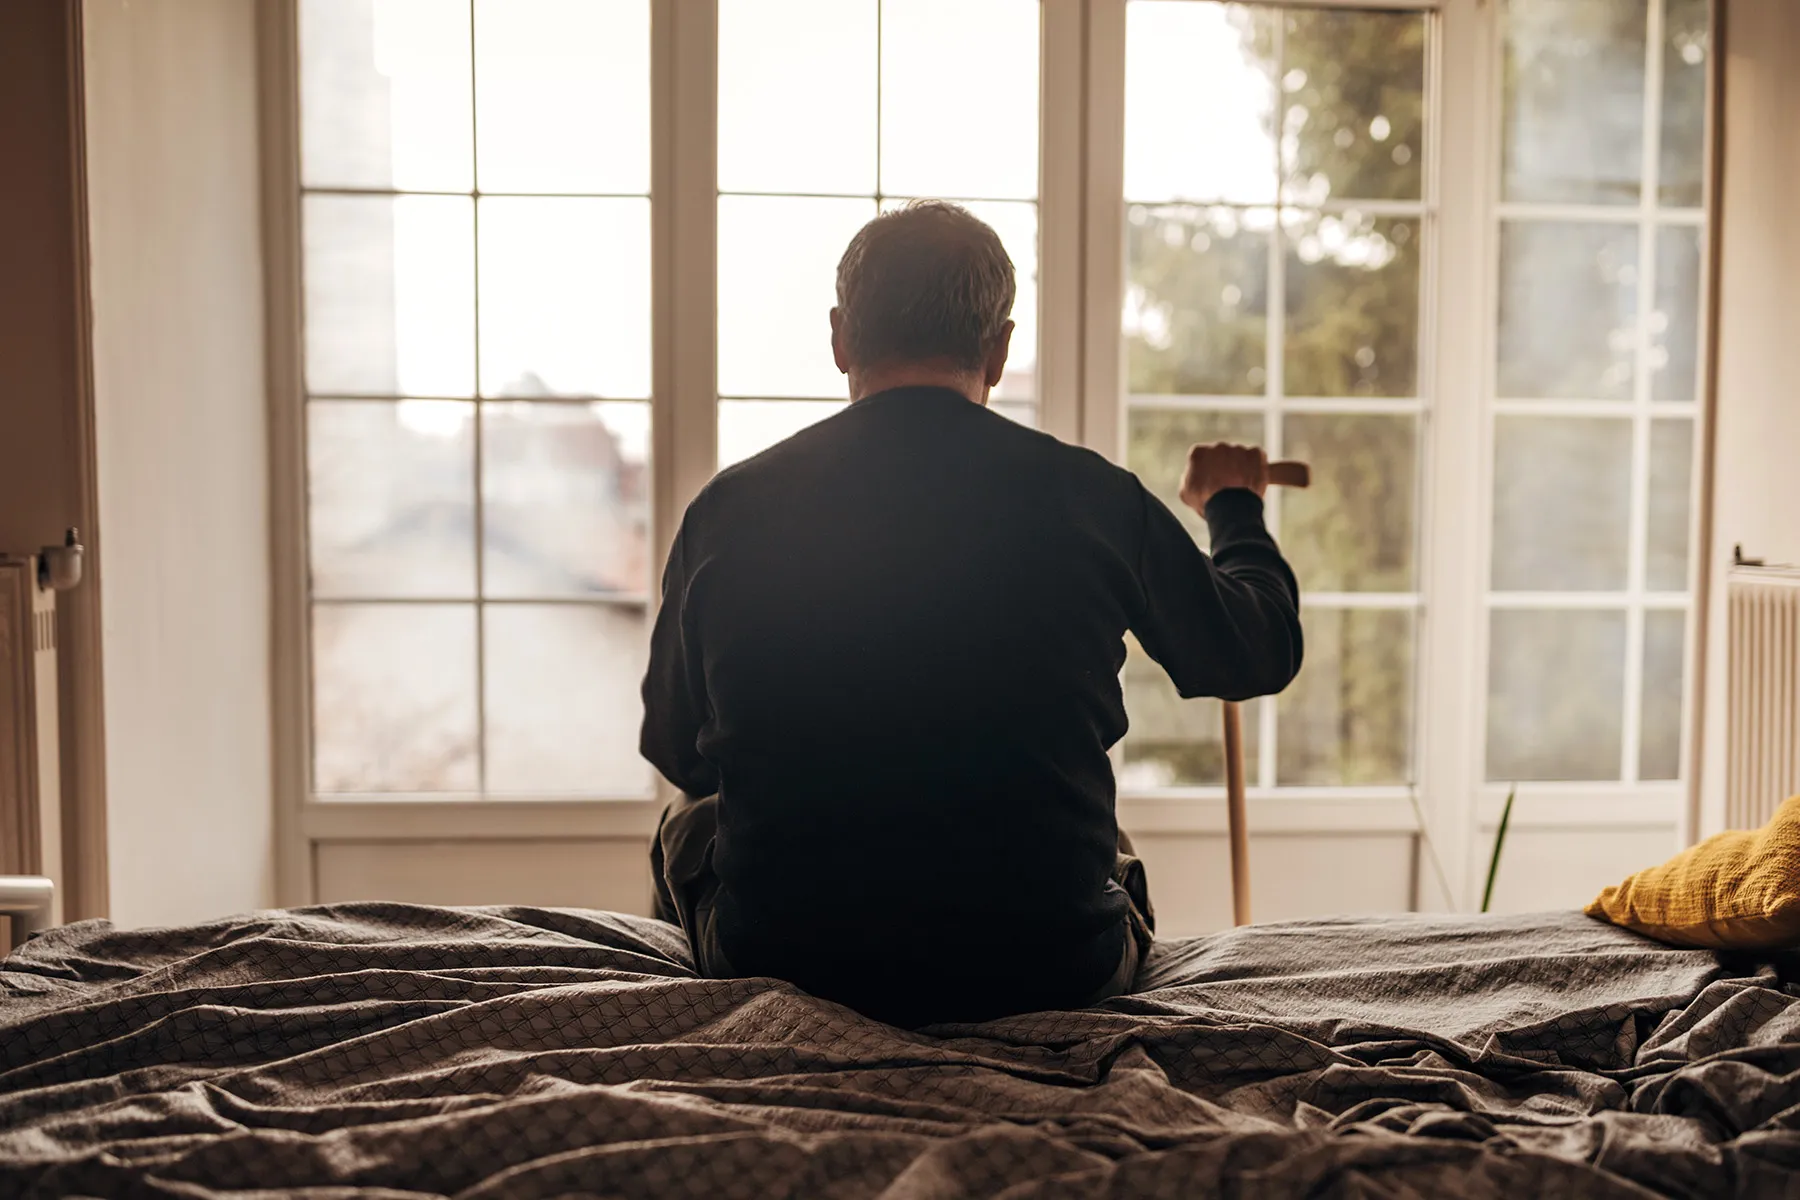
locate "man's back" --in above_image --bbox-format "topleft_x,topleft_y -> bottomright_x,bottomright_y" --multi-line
642,386 -> 1301,1025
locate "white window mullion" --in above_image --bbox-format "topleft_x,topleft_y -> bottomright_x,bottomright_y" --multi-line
1080,0 -> 1127,462
1131,394 -> 1428,415
1493,398 -> 1698,418
1416,0 -> 1497,910
649,0 -> 716,815
650,0 -> 717,571
1622,402 -> 1652,785
1084,0 -> 1127,785
1684,0 -> 1724,841
1038,0 -> 1084,445
1258,13 -> 1288,795
467,1 -> 490,796
1620,0 -> 1669,786
1406,0 -> 1445,895
649,0 -> 677,566
261,0 -> 312,906
1494,201 -> 1702,225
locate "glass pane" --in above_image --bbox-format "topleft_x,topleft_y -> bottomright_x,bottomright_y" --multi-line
308,401 -> 475,598
1647,419 -> 1694,591
1125,409 -> 1264,544
1497,221 -> 1638,400
718,400 -> 847,470
1501,0 -> 1647,205
1651,225 -> 1702,403
1285,214 -> 1419,397
1281,414 -> 1417,593
723,368 -> 1034,439
1279,9 -> 1425,204
880,199 -> 1038,401
473,0 -> 650,194
718,196 -> 875,399
1125,205 -> 1270,397
477,198 -> 651,400
718,0 -> 876,194
1640,609 -> 1687,781
1125,2 -> 1278,205
482,402 -> 649,598
1659,0 -> 1711,208
303,195 -> 475,397
312,603 -> 478,791
484,603 -> 650,794
1120,636 -> 1260,789
880,0 -> 1038,200
1492,416 -> 1632,591
299,0 -> 473,191
1277,608 -> 1413,786
1486,608 -> 1626,782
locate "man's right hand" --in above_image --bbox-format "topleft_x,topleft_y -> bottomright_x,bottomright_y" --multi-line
1179,443 -> 1270,515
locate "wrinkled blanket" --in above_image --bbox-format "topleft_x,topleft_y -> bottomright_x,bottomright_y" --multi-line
2,905 -> 1797,1198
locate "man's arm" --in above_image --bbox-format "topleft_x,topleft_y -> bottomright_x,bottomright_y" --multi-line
640,524 -> 721,797
1132,444 -> 1303,701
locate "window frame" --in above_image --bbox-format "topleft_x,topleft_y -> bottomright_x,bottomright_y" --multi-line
1479,0 -> 1707,793
262,0 -> 1713,910
1107,2 -> 1436,797
1083,0 -> 1451,882
1463,0 -> 1712,886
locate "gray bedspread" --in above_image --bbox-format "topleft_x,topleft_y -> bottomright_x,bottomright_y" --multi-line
2,905 -> 1797,1198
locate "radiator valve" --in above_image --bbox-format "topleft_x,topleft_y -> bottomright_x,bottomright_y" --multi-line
38,528 -> 83,592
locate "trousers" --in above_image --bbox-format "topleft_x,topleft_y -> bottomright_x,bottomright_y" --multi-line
649,792 -> 1156,1012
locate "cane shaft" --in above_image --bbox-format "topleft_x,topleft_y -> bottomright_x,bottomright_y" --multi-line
1223,700 -> 1251,927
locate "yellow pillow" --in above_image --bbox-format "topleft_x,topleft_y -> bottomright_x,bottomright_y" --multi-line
1587,794 -> 1800,950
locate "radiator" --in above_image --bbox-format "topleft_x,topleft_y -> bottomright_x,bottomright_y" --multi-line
0,556 -> 60,907
1727,564 -> 1800,829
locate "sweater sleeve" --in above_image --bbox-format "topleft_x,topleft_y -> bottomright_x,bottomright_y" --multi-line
1130,485 -> 1304,702
639,521 -> 721,798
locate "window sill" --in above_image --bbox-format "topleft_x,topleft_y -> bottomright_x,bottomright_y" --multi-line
302,796 -> 664,840
1118,792 -> 1421,834
298,785 -> 1686,844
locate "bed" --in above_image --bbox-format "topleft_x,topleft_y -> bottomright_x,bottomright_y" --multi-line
2,904 -> 1796,1198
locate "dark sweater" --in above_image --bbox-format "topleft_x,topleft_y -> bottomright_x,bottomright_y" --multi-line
641,386 -> 1302,1024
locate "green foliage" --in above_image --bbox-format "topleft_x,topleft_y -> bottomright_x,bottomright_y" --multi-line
1126,207 -> 1268,398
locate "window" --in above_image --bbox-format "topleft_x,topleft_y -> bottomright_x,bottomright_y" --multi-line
297,0 -> 654,798
715,0 -> 1041,464
278,0 -> 1714,900
1483,0 -> 1709,786
1117,2 -> 1428,791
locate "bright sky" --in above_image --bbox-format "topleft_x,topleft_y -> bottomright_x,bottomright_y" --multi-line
308,0 -> 1274,464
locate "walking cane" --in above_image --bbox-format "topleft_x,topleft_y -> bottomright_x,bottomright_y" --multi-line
1225,459 -> 1311,928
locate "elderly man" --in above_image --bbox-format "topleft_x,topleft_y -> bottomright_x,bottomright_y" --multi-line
642,201 -> 1301,1027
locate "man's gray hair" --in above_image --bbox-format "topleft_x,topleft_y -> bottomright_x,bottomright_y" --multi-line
834,200 -> 1017,372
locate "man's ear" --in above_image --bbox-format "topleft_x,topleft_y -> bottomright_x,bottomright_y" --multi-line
984,320 -> 1015,388
831,307 -> 851,375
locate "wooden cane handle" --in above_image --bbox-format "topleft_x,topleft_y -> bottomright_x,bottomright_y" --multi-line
1268,461 -> 1311,489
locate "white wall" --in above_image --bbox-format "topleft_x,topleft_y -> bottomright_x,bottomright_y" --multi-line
315,841 -> 653,915
83,0 -> 274,926
1697,0 -> 1800,836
